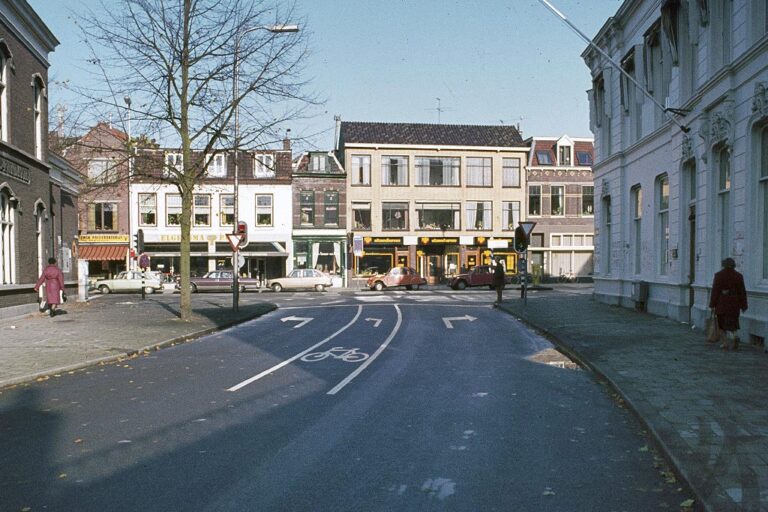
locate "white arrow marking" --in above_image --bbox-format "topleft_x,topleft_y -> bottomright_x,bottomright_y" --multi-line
281,316 -> 313,329
366,318 -> 382,327
321,299 -> 345,305
442,315 -> 477,329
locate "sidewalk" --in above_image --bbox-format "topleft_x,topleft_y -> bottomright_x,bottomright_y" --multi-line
0,294 -> 275,389
499,287 -> 767,512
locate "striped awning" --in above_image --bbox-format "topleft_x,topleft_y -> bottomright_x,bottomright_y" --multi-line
78,245 -> 129,261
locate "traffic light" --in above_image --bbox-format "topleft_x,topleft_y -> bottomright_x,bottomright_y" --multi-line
514,225 -> 528,253
134,229 -> 145,254
236,221 -> 248,248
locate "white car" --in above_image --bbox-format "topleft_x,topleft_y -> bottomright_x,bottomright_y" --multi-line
95,270 -> 163,294
267,269 -> 333,292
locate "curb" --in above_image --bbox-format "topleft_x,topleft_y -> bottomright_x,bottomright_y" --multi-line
499,303 -> 708,512
0,303 -> 277,390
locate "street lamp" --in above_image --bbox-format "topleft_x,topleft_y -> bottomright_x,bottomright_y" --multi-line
231,23 -> 299,312
124,95 -> 132,273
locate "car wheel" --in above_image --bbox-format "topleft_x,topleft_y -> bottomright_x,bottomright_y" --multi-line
456,280 -> 467,290
373,281 -> 385,291
405,285 -> 413,290
190,283 -> 198,293
144,286 -> 155,295
98,285 -> 110,294
314,284 -> 325,292
240,285 -> 247,293
272,283 -> 283,293
488,285 -> 495,290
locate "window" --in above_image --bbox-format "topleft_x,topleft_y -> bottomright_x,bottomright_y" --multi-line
466,157 -> 492,186
300,191 -> 314,225
254,154 -> 275,178
415,157 -> 459,186
502,158 -> 521,187
166,194 -> 181,226
644,23 -> 671,128
0,50 -> 8,142
351,155 -> 370,186
716,148 -> 731,261
466,201 -> 491,230
761,126 -> 768,278
352,202 -> 371,230
194,194 -> 211,226
528,186 -> 541,216
165,153 -> 182,178
220,194 -> 234,226
416,202 -> 460,230
381,156 -> 408,186
536,151 -> 552,165
558,146 -> 571,166
657,175 -> 669,274
33,77 -> 44,160
551,186 -> 564,216
0,188 -> 16,284
582,186 -> 594,215
502,201 -> 520,231
139,193 -> 157,226
621,49 -> 642,142
88,202 -> 117,231
206,154 -> 226,177
311,154 -> 326,172
632,186 -> 642,274
87,158 -> 118,184
256,194 -> 273,226
576,151 -> 593,166
324,191 -> 339,226
382,202 -> 408,230
602,195 -> 612,274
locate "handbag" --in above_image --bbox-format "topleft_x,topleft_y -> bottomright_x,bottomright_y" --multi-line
38,296 -> 48,312
706,312 -> 721,343
60,290 -> 68,303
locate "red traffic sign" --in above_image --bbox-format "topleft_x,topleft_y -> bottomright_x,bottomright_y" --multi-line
226,233 -> 243,252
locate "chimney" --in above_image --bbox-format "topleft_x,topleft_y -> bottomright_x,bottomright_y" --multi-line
334,115 -> 342,151
283,128 -> 291,151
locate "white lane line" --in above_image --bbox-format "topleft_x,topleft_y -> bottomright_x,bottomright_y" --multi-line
327,305 -> 402,395
227,305 -> 363,392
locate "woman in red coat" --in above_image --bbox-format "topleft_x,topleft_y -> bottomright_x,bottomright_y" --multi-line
709,258 -> 748,350
34,257 -> 65,317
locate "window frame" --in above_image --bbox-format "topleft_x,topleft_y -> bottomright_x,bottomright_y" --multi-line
415,157 -> 460,186
502,158 -> 521,187
382,201 -> 409,231
300,190 -> 315,226
657,174 -> 670,275
219,194 -> 234,227
550,185 -> 565,216
255,194 -> 273,227
465,157 -> 492,187
381,155 -> 409,186
502,201 -> 520,231
206,153 -> 227,178
415,202 -> 460,230
254,153 -> 275,178
88,201 -> 118,232
323,190 -> 339,226
193,194 -> 211,227
165,153 -> 183,178
528,185 -> 542,216
166,194 -> 182,226
535,151 -> 552,165
466,200 -> 492,230
351,155 -> 371,186
581,185 -> 594,216
352,201 -> 372,231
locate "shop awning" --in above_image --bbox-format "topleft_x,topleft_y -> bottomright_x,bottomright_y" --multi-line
78,245 -> 129,261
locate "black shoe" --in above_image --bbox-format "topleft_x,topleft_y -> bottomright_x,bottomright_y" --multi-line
49,308 -> 55,317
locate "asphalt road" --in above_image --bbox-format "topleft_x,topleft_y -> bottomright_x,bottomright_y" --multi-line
0,290 -> 688,511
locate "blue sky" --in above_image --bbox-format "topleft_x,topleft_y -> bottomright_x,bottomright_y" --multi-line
31,0 -> 622,152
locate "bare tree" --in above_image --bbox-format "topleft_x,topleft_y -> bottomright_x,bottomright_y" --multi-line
77,0 -> 313,320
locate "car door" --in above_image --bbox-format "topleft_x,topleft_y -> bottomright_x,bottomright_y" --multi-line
219,271 -> 233,291
387,267 -> 403,287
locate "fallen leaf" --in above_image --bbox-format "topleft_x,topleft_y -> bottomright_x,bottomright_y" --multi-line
73,438 -> 84,444
680,498 -> 695,507
638,445 -> 649,452
58,473 -> 67,479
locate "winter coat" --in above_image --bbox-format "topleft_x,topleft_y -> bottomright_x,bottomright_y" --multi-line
493,263 -> 506,289
35,264 -> 65,305
708,267 -> 748,331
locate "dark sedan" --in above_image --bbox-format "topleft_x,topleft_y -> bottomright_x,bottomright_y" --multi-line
183,270 -> 261,293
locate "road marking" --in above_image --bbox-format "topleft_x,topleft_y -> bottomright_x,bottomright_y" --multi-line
321,299 -> 345,305
227,306 -> 363,392
280,316 -> 313,329
301,347 -> 369,363
355,295 -> 394,302
442,315 -> 477,329
327,305 -> 402,395
366,317 -> 382,327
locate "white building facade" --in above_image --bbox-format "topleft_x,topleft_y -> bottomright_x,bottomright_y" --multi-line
583,0 -> 768,343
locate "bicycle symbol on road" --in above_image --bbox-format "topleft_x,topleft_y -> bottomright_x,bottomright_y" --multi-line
301,347 -> 370,363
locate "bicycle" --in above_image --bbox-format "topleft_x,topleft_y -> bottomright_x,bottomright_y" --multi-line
301,346 -> 370,363
557,270 -> 577,283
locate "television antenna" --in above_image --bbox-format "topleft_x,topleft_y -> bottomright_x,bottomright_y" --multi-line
425,97 -> 453,123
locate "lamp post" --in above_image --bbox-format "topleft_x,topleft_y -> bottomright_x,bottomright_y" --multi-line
124,95 -> 132,273
231,23 -> 299,312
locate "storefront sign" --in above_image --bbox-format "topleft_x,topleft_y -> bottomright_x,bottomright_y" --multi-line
363,237 -> 403,245
419,237 -> 459,245
0,155 -> 30,184
78,234 -> 130,243
158,233 -> 225,242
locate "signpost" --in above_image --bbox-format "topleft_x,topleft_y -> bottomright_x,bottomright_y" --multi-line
227,232 -> 244,312
139,252 -> 150,300
514,222 -> 536,304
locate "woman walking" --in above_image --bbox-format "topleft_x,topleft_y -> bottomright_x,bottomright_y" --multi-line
34,257 -> 65,317
493,257 -> 506,306
709,258 -> 748,350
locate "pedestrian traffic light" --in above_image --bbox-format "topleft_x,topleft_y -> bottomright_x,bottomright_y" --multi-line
514,225 -> 528,252
134,229 -> 145,254
236,221 -> 248,248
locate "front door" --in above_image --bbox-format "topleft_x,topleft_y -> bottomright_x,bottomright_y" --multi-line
427,255 -> 441,285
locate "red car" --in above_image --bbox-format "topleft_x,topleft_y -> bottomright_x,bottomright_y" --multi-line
447,265 -> 512,290
367,266 -> 426,291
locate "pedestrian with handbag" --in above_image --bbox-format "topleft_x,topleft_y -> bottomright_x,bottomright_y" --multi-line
493,257 -> 506,306
708,258 -> 748,350
34,257 -> 65,317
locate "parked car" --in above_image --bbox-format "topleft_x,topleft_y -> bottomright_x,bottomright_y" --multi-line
267,269 -> 333,292
447,265 -> 513,290
184,270 -> 260,293
95,270 -> 164,294
367,266 -> 426,291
